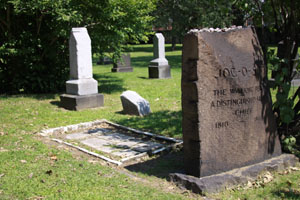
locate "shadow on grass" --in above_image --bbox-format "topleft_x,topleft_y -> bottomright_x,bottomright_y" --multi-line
131,56 -> 153,68
0,93 -> 57,100
94,73 -> 126,94
117,110 -> 183,178
125,150 -> 185,179
273,189 -> 300,199
115,110 -> 182,139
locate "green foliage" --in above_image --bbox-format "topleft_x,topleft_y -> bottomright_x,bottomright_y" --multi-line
0,0 -> 155,93
152,0 -> 233,46
0,0 -> 81,93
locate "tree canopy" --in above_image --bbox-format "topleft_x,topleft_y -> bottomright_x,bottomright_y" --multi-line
0,0 -> 156,93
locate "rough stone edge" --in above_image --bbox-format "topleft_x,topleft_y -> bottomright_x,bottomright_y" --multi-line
169,154 -> 299,194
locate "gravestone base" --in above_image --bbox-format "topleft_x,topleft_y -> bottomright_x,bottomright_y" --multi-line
111,67 -> 133,73
148,65 -> 171,79
170,154 -> 299,194
66,78 -> 98,96
60,93 -> 104,111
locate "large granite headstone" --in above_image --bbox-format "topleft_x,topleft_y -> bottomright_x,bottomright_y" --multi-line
112,53 -> 133,72
120,90 -> 151,116
182,27 -> 282,178
60,27 -> 104,110
148,33 -> 171,79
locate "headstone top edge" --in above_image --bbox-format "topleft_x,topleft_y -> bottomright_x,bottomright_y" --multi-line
72,27 -> 87,32
187,26 -> 250,34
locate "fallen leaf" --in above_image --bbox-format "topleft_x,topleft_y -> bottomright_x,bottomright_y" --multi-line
50,155 -> 57,161
28,173 -> 33,178
0,132 -> 6,136
0,173 -> 5,178
40,179 -> 45,183
88,160 -> 98,164
290,167 -> 300,171
263,172 -> 274,183
20,160 -> 27,163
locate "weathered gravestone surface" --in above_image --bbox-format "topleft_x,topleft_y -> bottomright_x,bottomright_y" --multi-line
112,53 -> 133,72
120,90 -> 151,116
181,27 -> 282,178
60,27 -> 104,110
148,33 -> 171,79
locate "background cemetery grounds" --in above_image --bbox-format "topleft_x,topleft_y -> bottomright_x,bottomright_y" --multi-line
0,44 -> 299,199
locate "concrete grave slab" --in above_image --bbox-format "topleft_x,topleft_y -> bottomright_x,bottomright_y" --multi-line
65,132 -> 90,140
81,138 -> 115,153
39,119 -> 183,165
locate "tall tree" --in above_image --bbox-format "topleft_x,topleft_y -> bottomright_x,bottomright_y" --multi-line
152,0 -> 233,50
0,0 -> 155,93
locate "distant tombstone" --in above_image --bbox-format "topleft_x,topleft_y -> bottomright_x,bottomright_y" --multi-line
182,27 -> 281,178
97,56 -> 113,65
60,27 -> 104,110
148,33 -> 171,79
120,91 -> 151,116
112,53 -> 133,72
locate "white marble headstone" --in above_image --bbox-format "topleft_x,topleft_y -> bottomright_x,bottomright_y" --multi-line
150,33 -> 169,66
66,27 -> 98,95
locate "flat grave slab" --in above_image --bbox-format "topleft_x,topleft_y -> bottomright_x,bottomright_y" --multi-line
39,119 -> 182,165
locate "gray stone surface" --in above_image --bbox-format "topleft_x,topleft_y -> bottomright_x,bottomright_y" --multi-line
60,93 -> 104,111
149,65 -> 171,79
112,53 -> 133,72
132,141 -> 163,152
182,27 -> 281,178
120,90 -> 151,116
65,133 -> 90,140
81,138 -> 115,153
170,154 -> 299,194
148,33 -> 171,79
66,78 -> 98,96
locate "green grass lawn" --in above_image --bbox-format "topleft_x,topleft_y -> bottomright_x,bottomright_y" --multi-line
0,44 -> 299,199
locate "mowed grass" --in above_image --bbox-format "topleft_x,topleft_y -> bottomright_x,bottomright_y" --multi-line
0,44 -> 187,200
0,44 -> 300,200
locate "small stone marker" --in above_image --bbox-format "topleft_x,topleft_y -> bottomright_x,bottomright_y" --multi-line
120,90 -> 151,116
112,53 -> 133,72
60,27 -> 104,110
148,33 -> 171,79
182,27 -> 282,178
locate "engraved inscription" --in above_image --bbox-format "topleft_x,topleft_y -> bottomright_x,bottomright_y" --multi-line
211,84 -> 261,130
218,67 -> 257,78
215,121 -> 229,129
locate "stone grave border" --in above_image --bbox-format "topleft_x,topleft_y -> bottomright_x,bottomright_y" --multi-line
39,119 -> 183,166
